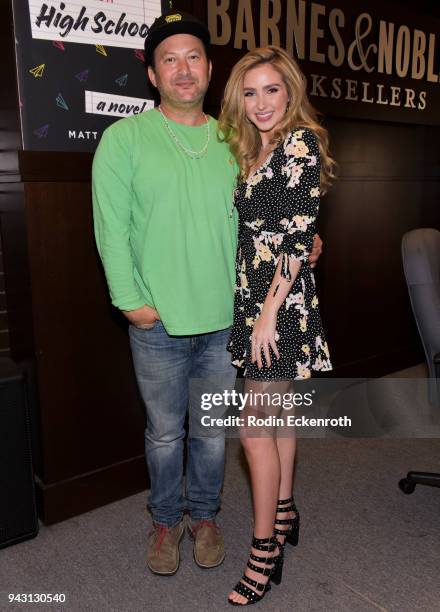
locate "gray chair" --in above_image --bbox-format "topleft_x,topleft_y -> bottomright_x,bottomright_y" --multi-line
399,228 -> 440,494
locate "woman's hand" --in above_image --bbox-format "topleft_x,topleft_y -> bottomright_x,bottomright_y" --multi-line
251,306 -> 280,369
308,234 -> 323,268
123,304 -> 160,328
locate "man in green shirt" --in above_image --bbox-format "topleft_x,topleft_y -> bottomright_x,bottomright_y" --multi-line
93,11 -> 322,576
93,12 -> 237,576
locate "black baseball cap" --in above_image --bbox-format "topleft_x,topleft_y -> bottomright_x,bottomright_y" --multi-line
144,11 -> 210,67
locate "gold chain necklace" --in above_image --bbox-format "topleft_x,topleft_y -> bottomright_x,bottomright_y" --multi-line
158,105 -> 210,159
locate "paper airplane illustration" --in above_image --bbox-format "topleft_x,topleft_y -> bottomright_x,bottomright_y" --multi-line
134,50 -> 145,62
76,69 -> 89,82
96,45 -> 107,57
56,93 -> 69,111
53,41 -> 65,51
115,74 -> 128,87
33,124 -> 49,138
29,64 -> 45,78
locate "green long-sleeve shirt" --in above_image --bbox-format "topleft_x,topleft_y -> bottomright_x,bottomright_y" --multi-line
92,109 -> 238,335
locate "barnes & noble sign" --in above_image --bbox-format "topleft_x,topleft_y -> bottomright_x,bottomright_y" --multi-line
204,0 -> 440,124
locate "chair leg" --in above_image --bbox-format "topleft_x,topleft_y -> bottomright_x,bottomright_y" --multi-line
399,471 -> 440,494
399,357 -> 440,495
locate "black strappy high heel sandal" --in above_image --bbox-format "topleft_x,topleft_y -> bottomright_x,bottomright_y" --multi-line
271,496 -> 300,586
228,535 -> 277,606
275,496 -> 300,546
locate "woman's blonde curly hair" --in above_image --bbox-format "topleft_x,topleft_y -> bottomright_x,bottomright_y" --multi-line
218,46 -> 336,193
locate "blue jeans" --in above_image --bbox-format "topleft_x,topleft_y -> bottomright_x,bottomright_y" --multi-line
129,322 -> 236,527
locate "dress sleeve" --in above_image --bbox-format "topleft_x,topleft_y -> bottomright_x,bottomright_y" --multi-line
278,128 -> 321,280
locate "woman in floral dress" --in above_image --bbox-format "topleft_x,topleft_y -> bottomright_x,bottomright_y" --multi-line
218,47 -> 335,606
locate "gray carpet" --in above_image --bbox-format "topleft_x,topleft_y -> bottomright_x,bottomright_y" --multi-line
1,371 -> 440,611
1,438 -> 439,611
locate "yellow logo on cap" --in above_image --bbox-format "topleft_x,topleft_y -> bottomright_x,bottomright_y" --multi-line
165,14 -> 182,23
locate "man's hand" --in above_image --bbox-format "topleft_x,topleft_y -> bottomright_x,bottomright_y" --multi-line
122,304 -> 160,328
309,234 -> 323,269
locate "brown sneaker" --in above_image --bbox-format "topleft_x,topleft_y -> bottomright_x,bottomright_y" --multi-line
188,519 -> 225,568
147,521 -> 184,575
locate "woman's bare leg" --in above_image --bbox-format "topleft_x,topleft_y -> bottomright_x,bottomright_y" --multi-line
275,382 -> 298,546
228,378 -> 280,605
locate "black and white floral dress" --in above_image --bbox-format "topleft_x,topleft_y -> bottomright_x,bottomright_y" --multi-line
227,127 -> 332,380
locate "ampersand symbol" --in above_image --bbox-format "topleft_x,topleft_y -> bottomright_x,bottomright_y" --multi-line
348,13 -> 377,73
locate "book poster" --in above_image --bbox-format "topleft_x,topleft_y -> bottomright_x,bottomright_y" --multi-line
13,0 -> 172,151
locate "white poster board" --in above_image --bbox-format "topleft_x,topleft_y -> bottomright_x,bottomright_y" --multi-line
29,0 -> 161,49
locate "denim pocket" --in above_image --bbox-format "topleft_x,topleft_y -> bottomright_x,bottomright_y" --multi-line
134,320 -> 159,331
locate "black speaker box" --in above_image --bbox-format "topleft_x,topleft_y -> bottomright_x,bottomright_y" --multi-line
0,358 -> 38,548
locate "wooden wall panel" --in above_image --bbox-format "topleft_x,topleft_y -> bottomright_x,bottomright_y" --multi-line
24,179 -> 145,482
315,118 -> 438,375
